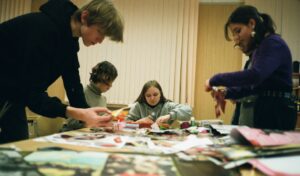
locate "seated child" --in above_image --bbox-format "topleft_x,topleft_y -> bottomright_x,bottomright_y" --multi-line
126,80 -> 192,127
61,61 -> 118,131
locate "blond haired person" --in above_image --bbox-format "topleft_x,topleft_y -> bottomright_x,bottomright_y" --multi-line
127,80 -> 192,126
0,0 -> 124,143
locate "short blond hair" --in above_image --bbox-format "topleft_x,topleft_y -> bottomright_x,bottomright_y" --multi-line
73,0 -> 124,42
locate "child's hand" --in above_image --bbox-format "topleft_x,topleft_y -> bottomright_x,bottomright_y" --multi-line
155,114 -> 170,124
135,117 -> 154,124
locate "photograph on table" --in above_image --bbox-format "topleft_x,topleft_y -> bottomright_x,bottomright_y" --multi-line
25,151 -> 109,176
102,153 -> 179,176
37,132 -> 128,148
0,149 -> 42,176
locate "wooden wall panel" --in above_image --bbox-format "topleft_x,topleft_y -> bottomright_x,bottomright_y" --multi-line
194,4 -> 242,124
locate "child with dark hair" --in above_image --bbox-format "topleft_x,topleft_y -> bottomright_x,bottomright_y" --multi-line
62,61 -> 118,131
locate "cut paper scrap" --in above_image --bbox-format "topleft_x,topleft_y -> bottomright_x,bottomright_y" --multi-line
148,135 -> 213,154
35,133 -> 128,149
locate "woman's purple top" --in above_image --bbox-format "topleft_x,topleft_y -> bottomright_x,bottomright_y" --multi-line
209,34 -> 293,99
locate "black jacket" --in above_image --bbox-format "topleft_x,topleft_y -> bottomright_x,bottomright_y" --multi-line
0,0 -> 89,118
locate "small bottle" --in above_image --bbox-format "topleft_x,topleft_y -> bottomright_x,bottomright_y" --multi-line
190,117 -> 196,127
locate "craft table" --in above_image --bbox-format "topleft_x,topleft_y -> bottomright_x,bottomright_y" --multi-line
0,128 -> 263,176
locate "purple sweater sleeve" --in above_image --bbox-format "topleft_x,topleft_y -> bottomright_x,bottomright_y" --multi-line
210,35 -> 292,94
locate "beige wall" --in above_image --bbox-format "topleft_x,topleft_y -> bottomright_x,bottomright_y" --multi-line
194,4 -> 242,124
76,0 -> 198,106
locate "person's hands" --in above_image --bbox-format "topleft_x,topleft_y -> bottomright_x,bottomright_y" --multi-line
66,107 -> 112,128
155,114 -> 170,124
205,79 -> 212,92
135,117 -> 154,124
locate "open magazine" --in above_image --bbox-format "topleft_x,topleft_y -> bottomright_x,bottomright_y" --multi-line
230,126 -> 300,147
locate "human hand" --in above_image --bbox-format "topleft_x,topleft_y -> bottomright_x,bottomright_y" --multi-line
66,107 -> 112,128
135,117 -> 154,124
155,114 -> 171,124
204,79 -> 212,92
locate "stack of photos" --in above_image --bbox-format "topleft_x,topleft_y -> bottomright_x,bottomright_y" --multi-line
102,153 -> 179,176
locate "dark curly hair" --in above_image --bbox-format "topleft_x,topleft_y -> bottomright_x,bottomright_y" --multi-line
89,61 -> 118,84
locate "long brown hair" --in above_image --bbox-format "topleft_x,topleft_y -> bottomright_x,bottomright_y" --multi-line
135,80 -> 168,104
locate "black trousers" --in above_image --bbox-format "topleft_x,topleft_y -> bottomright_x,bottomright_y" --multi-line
0,100 -> 28,144
254,96 -> 297,130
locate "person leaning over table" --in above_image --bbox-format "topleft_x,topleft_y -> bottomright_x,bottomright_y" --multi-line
204,5 -> 297,130
61,61 -> 118,131
0,0 -> 124,144
126,80 -> 192,126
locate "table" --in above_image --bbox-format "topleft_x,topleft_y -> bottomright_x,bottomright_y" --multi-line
0,128 -> 263,176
